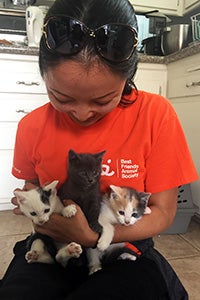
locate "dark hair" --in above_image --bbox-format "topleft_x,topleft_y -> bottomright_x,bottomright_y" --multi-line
39,0 -> 138,97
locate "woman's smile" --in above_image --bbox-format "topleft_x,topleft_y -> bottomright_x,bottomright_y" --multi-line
44,60 -> 126,126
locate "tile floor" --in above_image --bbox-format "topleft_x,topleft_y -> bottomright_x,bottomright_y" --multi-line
0,210 -> 200,299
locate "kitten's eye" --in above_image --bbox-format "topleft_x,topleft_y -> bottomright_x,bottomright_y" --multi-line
93,171 -> 98,177
30,212 -> 37,216
111,192 -> 118,200
132,212 -> 138,218
44,208 -> 50,214
118,210 -> 125,216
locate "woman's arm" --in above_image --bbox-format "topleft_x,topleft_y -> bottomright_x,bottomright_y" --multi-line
34,187 -> 178,247
34,200 -> 99,247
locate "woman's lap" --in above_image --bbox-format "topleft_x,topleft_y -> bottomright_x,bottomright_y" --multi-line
0,238 -> 169,300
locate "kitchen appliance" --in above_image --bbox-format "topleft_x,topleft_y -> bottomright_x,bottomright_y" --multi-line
161,24 -> 190,55
26,5 -> 48,47
140,14 -> 167,55
141,36 -> 163,55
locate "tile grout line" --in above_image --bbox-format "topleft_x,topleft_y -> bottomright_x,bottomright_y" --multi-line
178,234 -> 200,252
168,254 -> 200,261
0,233 -> 30,238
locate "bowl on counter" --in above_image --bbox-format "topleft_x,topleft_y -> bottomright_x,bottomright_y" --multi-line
0,32 -> 27,47
161,24 -> 190,55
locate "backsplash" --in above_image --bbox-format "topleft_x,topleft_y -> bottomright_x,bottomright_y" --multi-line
0,15 -> 26,33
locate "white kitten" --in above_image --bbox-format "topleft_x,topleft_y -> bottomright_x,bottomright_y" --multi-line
14,180 -> 82,266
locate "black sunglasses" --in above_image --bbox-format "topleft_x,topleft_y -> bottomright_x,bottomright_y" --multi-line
42,16 -> 138,63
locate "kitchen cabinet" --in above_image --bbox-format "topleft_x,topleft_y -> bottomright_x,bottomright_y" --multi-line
0,53 -> 49,210
167,53 -> 200,216
130,0 -> 200,16
130,0 -> 182,16
135,63 -> 167,96
184,0 -> 200,11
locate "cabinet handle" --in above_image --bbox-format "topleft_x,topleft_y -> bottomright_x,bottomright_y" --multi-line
186,81 -> 200,88
16,81 -> 40,86
16,109 -> 31,114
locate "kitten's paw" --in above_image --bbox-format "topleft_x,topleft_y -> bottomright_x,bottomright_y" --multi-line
56,242 -> 82,267
67,242 -> 82,257
89,265 -> 102,275
62,204 -> 77,217
118,253 -> 137,261
25,250 -> 54,264
25,250 -> 39,263
97,237 -> 111,251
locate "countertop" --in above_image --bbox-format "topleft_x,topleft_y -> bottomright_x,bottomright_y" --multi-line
0,41 -> 200,64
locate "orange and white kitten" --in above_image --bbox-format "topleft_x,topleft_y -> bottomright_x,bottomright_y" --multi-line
87,185 -> 151,274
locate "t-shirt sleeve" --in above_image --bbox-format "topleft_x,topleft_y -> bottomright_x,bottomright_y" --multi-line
145,111 -> 198,193
12,121 -> 37,180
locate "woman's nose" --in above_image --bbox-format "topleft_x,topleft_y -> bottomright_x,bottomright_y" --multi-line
73,107 -> 94,121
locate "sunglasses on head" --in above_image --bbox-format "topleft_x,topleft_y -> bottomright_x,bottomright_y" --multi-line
42,16 -> 138,63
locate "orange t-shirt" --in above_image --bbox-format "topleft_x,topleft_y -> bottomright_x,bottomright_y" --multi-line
12,90 -> 198,193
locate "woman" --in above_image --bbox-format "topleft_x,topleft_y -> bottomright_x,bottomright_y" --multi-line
0,0 -> 198,299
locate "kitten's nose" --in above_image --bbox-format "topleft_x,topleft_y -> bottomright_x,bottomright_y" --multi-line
125,220 -> 130,225
38,220 -> 45,225
88,178 -> 94,184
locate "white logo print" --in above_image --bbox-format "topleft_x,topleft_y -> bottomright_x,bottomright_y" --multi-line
120,159 -> 139,179
102,158 -> 139,179
102,159 -> 115,176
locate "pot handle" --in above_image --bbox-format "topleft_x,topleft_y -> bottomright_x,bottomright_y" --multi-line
160,26 -> 171,55
160,34 -> 165,55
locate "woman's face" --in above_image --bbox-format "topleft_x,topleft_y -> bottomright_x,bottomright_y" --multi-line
44,60 -> 126,127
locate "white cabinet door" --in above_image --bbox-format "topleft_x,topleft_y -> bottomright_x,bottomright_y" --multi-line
0,150 -> 24,210
0,54 -> 48,211
130,0 -> 181,16
134,63 -> 167,96
184,0 -> 200,10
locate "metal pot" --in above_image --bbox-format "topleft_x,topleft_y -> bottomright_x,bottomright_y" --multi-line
161,24 -> 190,55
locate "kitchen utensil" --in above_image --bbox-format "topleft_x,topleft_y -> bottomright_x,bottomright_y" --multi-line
161,24 -> 190,55
26,5 -> 48,47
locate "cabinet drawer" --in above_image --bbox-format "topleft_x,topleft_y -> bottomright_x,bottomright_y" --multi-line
0,72 -> 47,94
0,54 -> 39,73
0,150 -> 24,199
168,71 -> 200,98
167,53 -> 200,99
0,94 -> 49,122
0,123 -> 17,150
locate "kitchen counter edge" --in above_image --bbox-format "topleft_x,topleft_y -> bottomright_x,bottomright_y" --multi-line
0,42 -> 200,64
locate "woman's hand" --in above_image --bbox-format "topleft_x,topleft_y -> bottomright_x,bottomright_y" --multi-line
11,181 -> 38,215
34,200 -> 99,248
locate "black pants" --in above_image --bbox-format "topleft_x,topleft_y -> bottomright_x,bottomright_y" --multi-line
0,237 -> 169,300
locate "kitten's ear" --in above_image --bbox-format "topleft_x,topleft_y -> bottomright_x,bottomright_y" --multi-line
13,190 -> 27,204
95,150 -> 106,161
43,180 -> 59,192
138,192 -> 151,204
110,185 -> 122,193
68,149 -> 78,159
144,206 -> 151,214
110,185 -> 122,200
139,192 -> 151,214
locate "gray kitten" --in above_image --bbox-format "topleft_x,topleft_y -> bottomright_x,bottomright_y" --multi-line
58,149 -> 106,234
